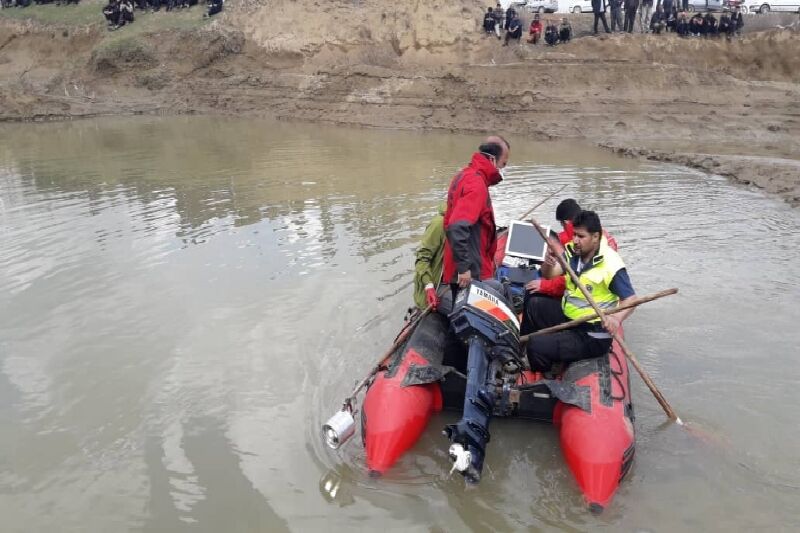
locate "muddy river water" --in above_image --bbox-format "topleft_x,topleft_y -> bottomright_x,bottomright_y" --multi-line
1,116 -> 798,532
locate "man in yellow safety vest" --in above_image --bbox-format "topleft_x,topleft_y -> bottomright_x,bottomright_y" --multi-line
525,210 -> 637,371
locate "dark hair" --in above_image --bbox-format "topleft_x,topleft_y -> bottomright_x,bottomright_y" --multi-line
573,210 -> 602,235
555,198 -> 581,222
478,142 -> 503,161
488,6 -> 492,11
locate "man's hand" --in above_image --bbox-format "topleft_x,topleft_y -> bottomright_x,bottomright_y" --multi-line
603,314 -> 622,336
546,236 -> 564,257
457,270 -> 472,288
543,251 -> 557,268
525,279 -> 541,293
425,284 -> 439,311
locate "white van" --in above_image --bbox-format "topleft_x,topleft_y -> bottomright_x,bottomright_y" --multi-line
526,0 -> 560,13
567,0 -> 594,13
744,0 -> 800,12
687,0 -> 725,11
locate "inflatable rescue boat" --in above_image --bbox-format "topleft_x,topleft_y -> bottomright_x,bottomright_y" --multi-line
359,227 -> 635,511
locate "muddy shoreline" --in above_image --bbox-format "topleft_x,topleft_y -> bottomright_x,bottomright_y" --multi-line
1,5 -> 799,205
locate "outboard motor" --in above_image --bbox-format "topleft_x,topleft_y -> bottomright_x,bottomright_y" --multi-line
444,281 -> 521,483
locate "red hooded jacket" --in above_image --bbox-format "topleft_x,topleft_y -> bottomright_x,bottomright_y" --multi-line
537,221 -> 619,297
443,153 -> 502,283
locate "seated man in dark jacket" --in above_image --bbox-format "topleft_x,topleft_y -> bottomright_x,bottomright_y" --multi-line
493,3 -> 504,37
718,9 -> 732,37
121,0 -> 134,25
676,10 -> 690,36
732,6 -> 744,35
703,12 -> 718,37
103,0 -> 120,27
503,12 -> 523,45
558,17 -> 572,43
544,19 -> 559,46
689,12 -> 704,36
484,7 -> 497,35
650,4 -> 666,34
559,18 -> 572,43
665,6 -> 677,32
504,6 -> 517,30
205,0 -> 222,16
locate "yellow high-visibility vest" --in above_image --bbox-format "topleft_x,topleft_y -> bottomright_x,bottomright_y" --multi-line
562,237 -> 625,322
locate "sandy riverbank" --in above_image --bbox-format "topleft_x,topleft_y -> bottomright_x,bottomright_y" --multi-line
1,1 -> 799,204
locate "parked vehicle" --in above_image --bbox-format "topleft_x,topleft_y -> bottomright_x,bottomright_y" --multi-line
745,0 -> 800,13
526,0 -> 559,13
567,0 -> 594,13
687,0 -> 725,11
498,0 -> 527,10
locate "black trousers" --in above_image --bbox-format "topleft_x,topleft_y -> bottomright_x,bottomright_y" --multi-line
522,293 -> 612,372
521,293 -> 564,336
594,12 -> 610,33
624,7 -> 637,32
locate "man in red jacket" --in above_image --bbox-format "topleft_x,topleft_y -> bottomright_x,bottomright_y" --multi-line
443,137 -> 509,302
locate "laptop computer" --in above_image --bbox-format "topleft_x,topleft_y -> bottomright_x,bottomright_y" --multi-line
504,220 -> 551,263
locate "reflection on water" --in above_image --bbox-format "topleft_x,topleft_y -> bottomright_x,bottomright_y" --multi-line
1,116 -> 799,532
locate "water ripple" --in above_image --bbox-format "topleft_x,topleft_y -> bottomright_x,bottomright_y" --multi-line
2,118 -> 799,532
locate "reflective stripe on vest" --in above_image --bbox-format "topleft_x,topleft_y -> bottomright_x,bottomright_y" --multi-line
562,236 -> 625,322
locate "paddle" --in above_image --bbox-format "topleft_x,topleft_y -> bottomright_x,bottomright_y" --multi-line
529,218 -> 683,424
342,305 -> 432,408
520,288 -> 678,344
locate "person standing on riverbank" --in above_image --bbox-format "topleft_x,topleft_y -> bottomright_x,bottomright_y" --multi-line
443,138 -> 509,302
592,0 -> 611,35
624,0 -> 639,33
639,0 -> 653,33
610,0 -> 623,33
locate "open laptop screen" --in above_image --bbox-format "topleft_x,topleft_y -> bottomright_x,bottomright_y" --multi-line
504,221 -> 550,262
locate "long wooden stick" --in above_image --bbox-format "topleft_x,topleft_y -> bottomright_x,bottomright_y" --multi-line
345,306 -> 432,406
530,219 -> 683,424
517,184 -> 567,221
521,288 -> 678,344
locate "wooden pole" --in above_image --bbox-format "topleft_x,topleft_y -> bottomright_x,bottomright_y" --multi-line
517,184 -> 567,221
345,306 -> 432,406
521,288 -> 678,343
530,219 -> 683,424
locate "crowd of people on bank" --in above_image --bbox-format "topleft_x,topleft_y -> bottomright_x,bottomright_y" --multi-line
1,0 -> 79,7
0,0 -> 223,28
485,5 -> 573,45
101,0 -> 223,29
483,1 -> 744,44
534,15 -> 573,45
